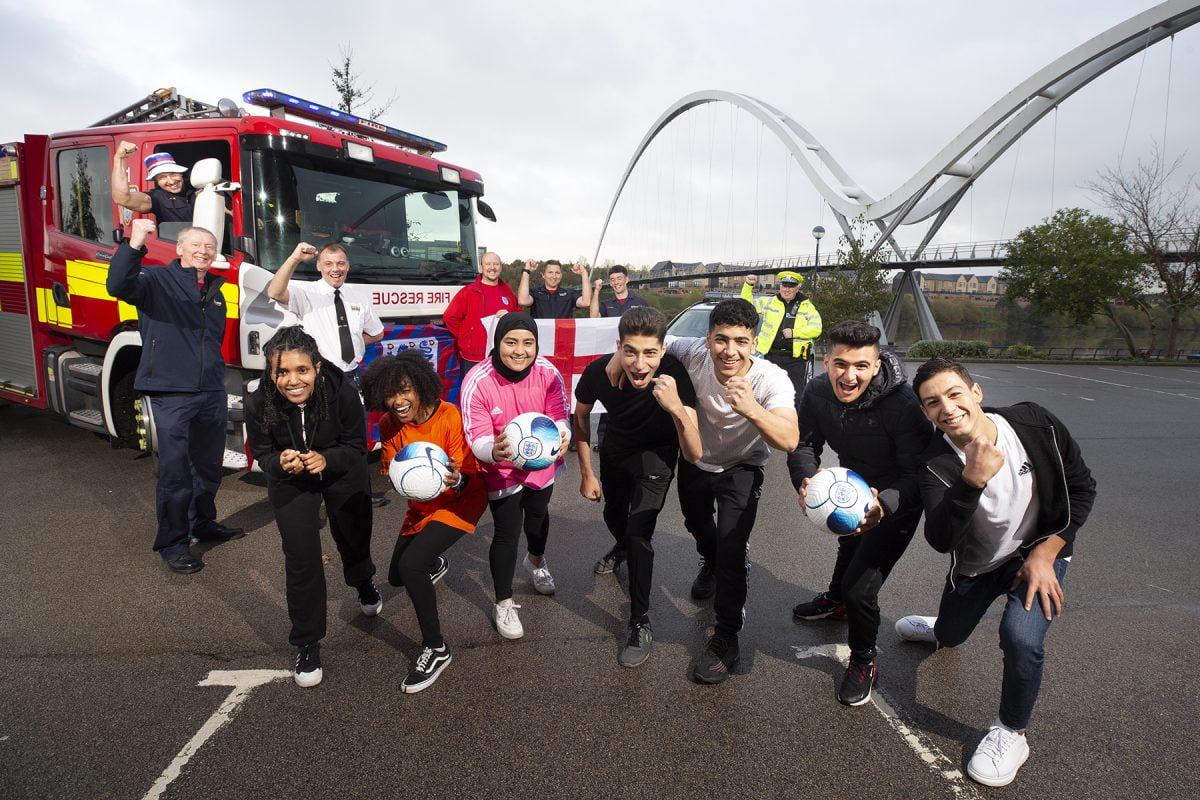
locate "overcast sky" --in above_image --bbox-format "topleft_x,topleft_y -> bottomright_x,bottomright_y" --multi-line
3,0 -> 1196,268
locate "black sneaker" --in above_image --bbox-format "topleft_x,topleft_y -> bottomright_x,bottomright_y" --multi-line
618,621 -> 653,668
294,642 -> 323,688
691,633 -> 739,684
401,645 -> 452,694
593,546 -> 626,575
690,559 -> 715,600
357,581 -> 383,616
430,556 -> 449,585
792,591 -> 848,621
837,659 -> 878,706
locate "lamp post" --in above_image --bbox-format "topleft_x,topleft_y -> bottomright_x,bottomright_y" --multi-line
812,225 -> 826,267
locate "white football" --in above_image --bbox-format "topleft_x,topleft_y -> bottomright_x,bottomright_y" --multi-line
503,412 -> 562,471
388,441 -> 451,502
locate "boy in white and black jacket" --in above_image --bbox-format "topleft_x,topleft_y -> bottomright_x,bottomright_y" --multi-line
897,357 -> 1096,789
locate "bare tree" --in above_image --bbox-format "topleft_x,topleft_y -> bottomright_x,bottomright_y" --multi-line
1089,149 -> 1200,358
330,44 -> 398,121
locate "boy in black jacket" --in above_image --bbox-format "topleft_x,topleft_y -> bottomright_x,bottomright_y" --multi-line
787,321 -> 933,706
897,357 -> 1095,788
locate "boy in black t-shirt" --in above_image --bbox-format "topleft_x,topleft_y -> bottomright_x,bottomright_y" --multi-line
574,307 -> 701,668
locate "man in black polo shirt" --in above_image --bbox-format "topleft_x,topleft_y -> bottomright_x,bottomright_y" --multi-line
111,143 -> 196,223
589,264 -> 650,318
517,258 -> 594,319
574,307 -> 700,668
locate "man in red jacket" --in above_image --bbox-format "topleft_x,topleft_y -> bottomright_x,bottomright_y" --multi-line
443,251 -> 518,374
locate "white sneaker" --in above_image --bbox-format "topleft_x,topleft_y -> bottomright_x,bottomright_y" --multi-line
494,598 -> 524,639
967,719 -> 1030,787
895,615 -> 938,643
523,553 -> 556,595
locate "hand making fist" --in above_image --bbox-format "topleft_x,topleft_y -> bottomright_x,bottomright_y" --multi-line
129,218 -> 157,248
724,375 -> 759,417
651,373 -> 682,412
291,242 -> 318,263
962,434 -> 1004,488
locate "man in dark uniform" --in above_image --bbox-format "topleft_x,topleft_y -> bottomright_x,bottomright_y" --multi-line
111,142 -> 195,222
106,219 -> 243,574
517,259 -> 594,319
590,264 -> 650,318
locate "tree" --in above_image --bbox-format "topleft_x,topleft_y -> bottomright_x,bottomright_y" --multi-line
1001,208 -> 1151,357
63,151 -> 99,241
1089,150 -> 1200,358
808,215 -> 893,335
330,44 -> 398,120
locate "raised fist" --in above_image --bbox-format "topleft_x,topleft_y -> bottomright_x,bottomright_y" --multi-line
291,242 -> 318,262
744,274 -> 758,286
129,218 -> 156,247
116,141 -> 138,159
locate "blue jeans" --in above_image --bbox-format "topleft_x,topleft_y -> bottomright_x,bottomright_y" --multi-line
934,556 -> 1069,730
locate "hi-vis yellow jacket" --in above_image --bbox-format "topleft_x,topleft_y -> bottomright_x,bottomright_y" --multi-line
740,282 -> 822,359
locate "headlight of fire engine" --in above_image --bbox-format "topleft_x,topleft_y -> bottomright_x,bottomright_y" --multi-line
440,166 -> 460,185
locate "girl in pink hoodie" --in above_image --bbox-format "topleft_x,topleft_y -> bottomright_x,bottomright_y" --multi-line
460,313 -> 571,639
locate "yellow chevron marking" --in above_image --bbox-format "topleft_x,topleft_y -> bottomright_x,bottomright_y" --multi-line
0,252 -> 24,282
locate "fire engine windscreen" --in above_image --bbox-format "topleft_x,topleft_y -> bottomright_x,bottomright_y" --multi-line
251,150 -> 478,284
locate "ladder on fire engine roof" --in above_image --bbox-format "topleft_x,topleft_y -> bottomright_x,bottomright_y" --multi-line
89,88 -> 221,128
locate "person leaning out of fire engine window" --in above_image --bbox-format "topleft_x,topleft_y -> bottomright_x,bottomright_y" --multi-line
111,142 -> 196,223
741,271 -> 822,408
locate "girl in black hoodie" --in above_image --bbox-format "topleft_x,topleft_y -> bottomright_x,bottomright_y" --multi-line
245,326 -> 378,688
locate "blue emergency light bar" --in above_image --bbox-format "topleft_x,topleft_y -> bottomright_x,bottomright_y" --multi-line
242,88 -> 447,154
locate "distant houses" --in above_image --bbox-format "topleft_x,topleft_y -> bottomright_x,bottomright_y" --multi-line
893,271 -> 1007,296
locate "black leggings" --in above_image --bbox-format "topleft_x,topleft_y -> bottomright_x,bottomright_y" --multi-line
488,484 -> 553,602
388,522 -> 464,648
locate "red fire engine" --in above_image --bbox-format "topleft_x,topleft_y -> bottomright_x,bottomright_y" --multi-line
0,88 -> 491,466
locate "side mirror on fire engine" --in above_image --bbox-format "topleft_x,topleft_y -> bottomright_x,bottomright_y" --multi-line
190,158 -> 236,266
477,199 -> 496,222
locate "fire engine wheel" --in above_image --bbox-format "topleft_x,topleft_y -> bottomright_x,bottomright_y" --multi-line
110,370 -> 142,449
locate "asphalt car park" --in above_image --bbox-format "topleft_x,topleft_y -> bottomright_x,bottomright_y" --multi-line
1,362 -> 1197,799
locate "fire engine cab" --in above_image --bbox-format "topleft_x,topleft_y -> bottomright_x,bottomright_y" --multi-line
0,87 -> 490,466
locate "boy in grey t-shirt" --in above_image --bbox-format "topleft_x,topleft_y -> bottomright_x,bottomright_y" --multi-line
666,300 -> 798,684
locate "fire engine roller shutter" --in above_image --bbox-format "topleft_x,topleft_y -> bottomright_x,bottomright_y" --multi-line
0,184 -> 37,397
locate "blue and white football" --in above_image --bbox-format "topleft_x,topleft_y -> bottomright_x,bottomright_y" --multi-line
804,467 -> 874,536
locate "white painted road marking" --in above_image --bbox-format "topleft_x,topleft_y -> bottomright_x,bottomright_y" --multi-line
792,645 -> 983,799
1015,366 -> 1200,400
142,669 -> 292,800
1100,366 -> 1200,385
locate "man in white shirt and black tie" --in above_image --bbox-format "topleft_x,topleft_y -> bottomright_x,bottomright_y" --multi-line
267,242 -> 388,505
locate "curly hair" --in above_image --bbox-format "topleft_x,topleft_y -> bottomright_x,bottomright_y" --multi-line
361,350 -> 442,413
257,326 -> 331,432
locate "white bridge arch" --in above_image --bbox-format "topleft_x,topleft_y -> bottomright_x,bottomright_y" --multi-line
594,0 -> 1200,282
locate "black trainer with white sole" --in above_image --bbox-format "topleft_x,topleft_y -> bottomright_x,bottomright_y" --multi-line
401,646 -> 452,694
294,642 -> 323,688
